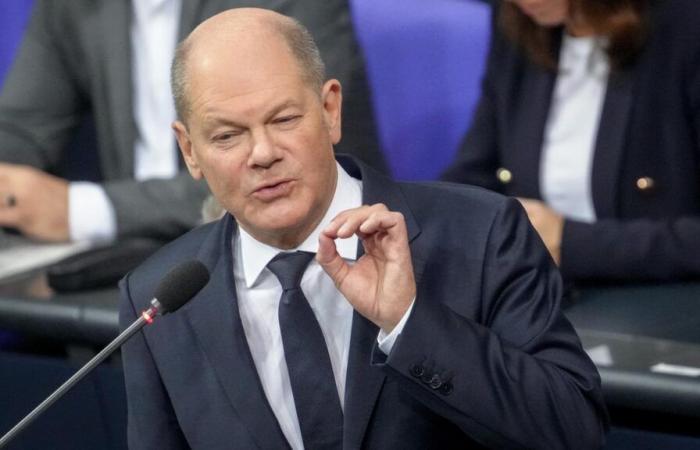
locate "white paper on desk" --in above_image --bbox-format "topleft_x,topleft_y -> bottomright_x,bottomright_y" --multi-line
0,238 -> 91,281
650,363 -> 700,377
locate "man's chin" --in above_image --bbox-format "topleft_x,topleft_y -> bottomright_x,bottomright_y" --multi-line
244,209 -> 317,248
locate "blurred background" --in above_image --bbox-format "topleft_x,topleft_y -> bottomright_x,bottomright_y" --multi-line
0,0 -> 700,450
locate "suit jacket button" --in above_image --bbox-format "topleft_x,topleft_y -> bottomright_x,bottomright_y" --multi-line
439,382 -> 453,396
410,364 -> 424,378
496,168 -> 512,184
636,177 -> 655,192
428,374 -> 442,389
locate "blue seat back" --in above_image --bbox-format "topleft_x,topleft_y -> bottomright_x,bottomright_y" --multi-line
0,0 -> 34,87
351,0 -> 491,180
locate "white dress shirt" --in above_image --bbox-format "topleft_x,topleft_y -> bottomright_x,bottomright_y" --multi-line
68,0 -> 181,242
540,34 -> 610,223
234,163 -> 412,450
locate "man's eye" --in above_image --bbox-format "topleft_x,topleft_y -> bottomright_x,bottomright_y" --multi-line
273,115 -> 301,125
213,132 -> 238,142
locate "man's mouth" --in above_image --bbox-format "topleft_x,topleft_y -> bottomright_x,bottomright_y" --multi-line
252,179 -> 294,201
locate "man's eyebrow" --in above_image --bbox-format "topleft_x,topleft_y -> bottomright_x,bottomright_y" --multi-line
201,115 -> 245,130
201,99 -> 301,128
265,99 -> 301,119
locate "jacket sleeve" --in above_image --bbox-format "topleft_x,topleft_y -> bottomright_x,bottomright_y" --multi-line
119,275 -> 191,450
376,198 -> 609,449
561,216 -> 700,282
104,174 -> 210,242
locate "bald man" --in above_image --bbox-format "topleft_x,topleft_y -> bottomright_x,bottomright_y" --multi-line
0,0 -> 385,245
120,9 -> 608,450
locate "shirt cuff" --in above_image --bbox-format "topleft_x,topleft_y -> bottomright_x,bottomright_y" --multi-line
68,182 -> 117,243
376,299 -> 415,355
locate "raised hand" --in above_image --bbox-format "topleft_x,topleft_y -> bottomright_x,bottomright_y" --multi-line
317,203 -> 416,332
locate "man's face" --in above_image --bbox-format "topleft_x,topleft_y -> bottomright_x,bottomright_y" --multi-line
508,0 -> 569,27
174,36 -> 341,248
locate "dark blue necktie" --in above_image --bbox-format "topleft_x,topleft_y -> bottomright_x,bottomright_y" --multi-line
267,251 -> 343,449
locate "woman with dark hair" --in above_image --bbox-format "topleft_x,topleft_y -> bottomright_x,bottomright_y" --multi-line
442,0 -> 700,283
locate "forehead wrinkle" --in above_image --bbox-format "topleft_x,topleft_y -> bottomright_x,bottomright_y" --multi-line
200,115 -> 245,131
195,81 -> 310,126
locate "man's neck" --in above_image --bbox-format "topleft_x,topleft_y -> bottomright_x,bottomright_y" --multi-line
236,162 -> 362,288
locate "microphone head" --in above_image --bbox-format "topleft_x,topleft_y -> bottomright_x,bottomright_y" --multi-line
153,260 -> 210,314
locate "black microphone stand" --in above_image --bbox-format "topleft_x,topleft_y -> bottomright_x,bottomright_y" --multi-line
0,300 -> 160,448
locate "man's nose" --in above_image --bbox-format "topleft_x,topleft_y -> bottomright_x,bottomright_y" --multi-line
248,129 -> 281,168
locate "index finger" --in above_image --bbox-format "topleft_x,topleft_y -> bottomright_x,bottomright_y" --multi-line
324,203 -> 389,239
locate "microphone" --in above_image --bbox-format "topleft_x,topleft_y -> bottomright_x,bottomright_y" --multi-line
0,260 -> 210,448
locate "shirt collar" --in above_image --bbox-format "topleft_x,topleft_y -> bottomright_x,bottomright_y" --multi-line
237,162 -> 362,288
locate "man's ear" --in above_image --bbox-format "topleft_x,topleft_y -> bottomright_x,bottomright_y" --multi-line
173,120 -> 203,180
321,79 -> 342,145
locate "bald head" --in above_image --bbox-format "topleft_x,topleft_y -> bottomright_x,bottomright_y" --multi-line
171,8 -> 326,123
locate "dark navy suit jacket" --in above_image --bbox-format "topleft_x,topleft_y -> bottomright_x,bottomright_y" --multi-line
442,0 -> 700,282
120,157 -> 607,449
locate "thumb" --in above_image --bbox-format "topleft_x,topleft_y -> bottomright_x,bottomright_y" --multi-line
317,232 -> 349,286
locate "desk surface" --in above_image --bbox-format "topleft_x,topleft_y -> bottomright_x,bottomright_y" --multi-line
2,277 -> 700,418
565,283 -> 700,344
0,273 -> 120,346
565,283 -> 700,418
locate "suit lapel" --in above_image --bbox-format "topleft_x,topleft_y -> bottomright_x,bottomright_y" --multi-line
345,156 -> 421,241
591,67 -> 635,218
342,312 -> 383,449
98,1 -> 134,177
511,65 -> 557,199
340,157 -> 423,449
184,215 -> 290,449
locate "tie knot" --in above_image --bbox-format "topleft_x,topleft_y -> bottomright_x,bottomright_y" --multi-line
267,251 -> 315,291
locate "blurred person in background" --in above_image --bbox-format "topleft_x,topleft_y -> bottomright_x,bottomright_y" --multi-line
442,0 -> 700,283
0,0 -> 386,246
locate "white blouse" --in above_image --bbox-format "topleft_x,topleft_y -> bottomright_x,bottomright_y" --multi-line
540,34 -> 610,223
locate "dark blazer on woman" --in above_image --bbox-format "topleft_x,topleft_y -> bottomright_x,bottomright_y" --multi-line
442,0 -> 700,282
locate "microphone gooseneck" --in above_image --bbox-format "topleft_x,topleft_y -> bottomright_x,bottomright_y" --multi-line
0,260 -> 210,448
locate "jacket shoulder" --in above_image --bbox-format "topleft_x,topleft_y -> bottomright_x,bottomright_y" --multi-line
400,180 -> 511,221
120,220 -> 220,308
